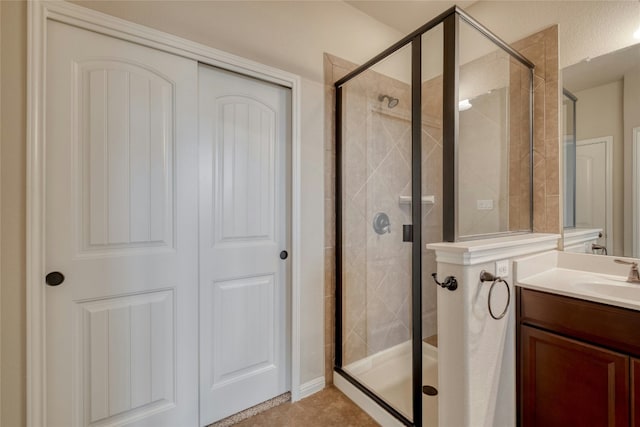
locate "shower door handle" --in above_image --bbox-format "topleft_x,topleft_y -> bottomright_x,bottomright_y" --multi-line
402,224 -> 413,242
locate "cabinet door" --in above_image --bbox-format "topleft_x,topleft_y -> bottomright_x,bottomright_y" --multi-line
633,358 -> 640,427
521,326 -> 629,427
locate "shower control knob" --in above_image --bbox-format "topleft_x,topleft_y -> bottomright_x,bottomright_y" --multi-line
45,271 -> 65,286
280,250 -> 288,260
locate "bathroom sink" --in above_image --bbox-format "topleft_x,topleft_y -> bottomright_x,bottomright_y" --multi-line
515,251 -> 640,312
570,281 -> 640,301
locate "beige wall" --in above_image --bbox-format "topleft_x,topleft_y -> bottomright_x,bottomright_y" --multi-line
574,80 -> 624,256
624,66 -> 640,256
299,78 -> 327,384
1,2 -> 27,426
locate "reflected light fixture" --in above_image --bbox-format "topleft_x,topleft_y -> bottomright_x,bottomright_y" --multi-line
458,99 -> 472,111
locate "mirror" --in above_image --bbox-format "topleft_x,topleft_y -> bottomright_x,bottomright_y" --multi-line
562,43 -> 640,257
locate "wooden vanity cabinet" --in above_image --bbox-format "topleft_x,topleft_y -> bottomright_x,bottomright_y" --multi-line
520,325 -> 629,426
634,359 -> 640,426
517,288 -> 640,427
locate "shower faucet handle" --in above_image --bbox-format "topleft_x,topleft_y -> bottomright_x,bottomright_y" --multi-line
373,212 -> 391,235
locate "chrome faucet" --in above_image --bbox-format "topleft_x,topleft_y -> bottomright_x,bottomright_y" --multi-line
614,259 -> 640,283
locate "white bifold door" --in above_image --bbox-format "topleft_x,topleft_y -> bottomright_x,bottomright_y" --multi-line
45,20 -> 290,427
198,65 -> 291,425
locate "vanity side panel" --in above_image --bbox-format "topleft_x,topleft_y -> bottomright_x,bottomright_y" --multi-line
520,289 -> 640,356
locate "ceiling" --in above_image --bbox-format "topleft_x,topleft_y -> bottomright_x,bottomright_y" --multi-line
345,1 -> 477,34
563,43 -> 640,93
348,1 -> 640,94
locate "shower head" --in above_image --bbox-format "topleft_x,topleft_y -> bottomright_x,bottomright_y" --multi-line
378,94 -> 399,109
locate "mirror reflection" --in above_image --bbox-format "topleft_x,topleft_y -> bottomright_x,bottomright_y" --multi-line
562,43 -> 640,257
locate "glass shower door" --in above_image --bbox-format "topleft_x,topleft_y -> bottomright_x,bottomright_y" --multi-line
337,43 -> 416,422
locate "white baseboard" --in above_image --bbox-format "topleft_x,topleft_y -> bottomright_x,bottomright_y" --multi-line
298,376 -> 325,400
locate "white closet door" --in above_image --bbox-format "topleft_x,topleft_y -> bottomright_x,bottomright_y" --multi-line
45,21 -> 199,426
198,65 -> 291,424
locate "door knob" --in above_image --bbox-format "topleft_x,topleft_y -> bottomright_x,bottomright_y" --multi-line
280,251 -> 288,260
45,271 -> 65,286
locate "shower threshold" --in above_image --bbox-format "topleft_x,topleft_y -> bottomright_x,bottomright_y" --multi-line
335,340 -> 438,427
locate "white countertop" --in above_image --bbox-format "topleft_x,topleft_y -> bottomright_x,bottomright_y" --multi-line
514,250 -> 640,311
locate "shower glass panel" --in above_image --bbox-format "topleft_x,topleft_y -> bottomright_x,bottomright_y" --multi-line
458,19 -> 533,239
339,44 -> 414,421
420,24 -> 443,427
335,8 -> 534,427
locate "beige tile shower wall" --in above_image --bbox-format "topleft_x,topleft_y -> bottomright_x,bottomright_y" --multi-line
511,26 -> 560,233
456,49 -> 512,237
508,57 -> 534,231
422,31 -> 556,239
324,54 -> 442,382
459,88 -> 509,237
335,58 -> 414,367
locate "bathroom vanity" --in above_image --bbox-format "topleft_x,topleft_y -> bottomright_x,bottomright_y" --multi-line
514,251 -> 640,426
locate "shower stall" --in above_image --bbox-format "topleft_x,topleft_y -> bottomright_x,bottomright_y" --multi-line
334,7 -> 534,426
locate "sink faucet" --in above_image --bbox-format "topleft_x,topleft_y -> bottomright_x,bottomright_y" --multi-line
614,259 -> 640,283
592,243 -> 608,255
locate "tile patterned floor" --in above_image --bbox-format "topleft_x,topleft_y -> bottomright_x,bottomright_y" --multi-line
233,386 -> 379,426
227,337 -> 440,427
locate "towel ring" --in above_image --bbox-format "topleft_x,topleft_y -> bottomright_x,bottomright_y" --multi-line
479,270 -> 511,320
487,278 -> 510,320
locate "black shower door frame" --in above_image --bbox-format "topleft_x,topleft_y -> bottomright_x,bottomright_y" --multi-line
334,6 -> 534,426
